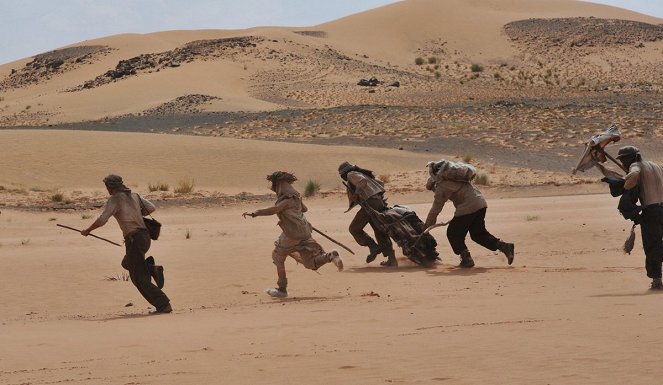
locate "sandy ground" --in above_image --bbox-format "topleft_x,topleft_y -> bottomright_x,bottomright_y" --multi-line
1,192 -> 661,384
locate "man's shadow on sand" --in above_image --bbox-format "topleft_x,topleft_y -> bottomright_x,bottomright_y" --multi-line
590,290 -> 663,298
344,263 -> 498,277
90,312 -> 172,322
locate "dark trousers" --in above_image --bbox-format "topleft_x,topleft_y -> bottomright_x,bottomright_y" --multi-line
640,205 -> 663,279
446,207 -> 500,255
122,229 -> 170,309
349,197 -> 394,256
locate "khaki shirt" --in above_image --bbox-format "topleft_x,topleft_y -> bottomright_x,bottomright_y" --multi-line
97,192 -> 155,238
255,182 -> 312,240
346,171 -> 384,201
624,161 -> 663,206
425,179 -> 487,227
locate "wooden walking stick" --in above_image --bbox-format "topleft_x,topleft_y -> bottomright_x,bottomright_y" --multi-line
311,226 -> 355,255
56,224 -> 122,247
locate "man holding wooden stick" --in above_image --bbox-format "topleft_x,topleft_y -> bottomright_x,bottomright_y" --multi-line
242,171 -> 344,298
82,174 -> 171,313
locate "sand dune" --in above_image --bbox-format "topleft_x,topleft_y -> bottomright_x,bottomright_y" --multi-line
1,0 -> 662,125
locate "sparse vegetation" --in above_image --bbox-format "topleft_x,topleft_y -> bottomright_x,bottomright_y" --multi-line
470,63 -> 484,72
25,105 -> 31,110
435,71 -> 441,79
415,57 -> 424,65
21,239 -> 31,246
526,215 -> 540,221
174,179 -> 195,194
81,213 -> 93,219
462,155 -> 473,163
494,72 -> 502,80
148,181 -> 170,192
0,185 -> 5,191
428,56 -> 437,64
304,179 -> 321,197
51,193 -> 64,202
185,229 -> 192,239
105,272 -> 130,281
475,173 -> 490,185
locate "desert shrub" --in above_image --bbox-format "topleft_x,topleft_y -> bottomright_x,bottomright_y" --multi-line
148,182 -> 169,192
0,185 -> 5,191
174,179 -> 195,194
475,173 -> 489,185
470,63 -> 484,72
526,215 -> 540,221
462,154 -> 473,163
81,213 -> 92,219
428,56 -> 437,64
51,193 -> 64,202
435,71 -> 441,79
185,229 -> 191,239
494,72 -> 502,80
105,272 -> 130,281
304,180 -> 321,197
414,57 -> 424,65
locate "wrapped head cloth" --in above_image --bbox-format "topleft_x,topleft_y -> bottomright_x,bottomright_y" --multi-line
338,161 -> 354,176
103,174 -> 131,193
267,171 -> 297,191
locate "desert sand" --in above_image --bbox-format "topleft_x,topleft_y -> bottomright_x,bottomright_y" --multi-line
1,129 -> 661,385
2,0 -> 663,383
2,189 -> 662,384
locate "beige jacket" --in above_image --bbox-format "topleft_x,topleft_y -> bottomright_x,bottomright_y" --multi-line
254,182 -> 312,240
346,171 -> 385,202
425,179 -> 487,227
625,161 -> 663,206
97,192 -> 155,238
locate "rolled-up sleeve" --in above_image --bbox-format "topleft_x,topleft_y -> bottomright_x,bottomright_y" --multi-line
624,164 -> 641,190
139,196 -> 156,215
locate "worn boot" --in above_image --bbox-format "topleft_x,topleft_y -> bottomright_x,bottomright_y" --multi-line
458,250 -> 475,268
328,250 -> 344,272
366,242 -> 382,263
497,241 -> 515,265
380,250 -> 398,267
267,277 -> 288,298
146,256 -> 165,289
650,278 -> 663,290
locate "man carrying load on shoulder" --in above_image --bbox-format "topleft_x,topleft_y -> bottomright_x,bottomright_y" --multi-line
424,160 -> 514,268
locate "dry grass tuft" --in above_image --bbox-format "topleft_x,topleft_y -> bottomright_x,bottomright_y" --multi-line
174,179 -> 195,194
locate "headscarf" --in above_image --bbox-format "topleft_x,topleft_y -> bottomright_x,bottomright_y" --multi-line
103,174 -> 131,193
267,171 -> 297,192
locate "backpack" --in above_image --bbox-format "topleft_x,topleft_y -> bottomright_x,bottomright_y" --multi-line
430,160 -> 476,183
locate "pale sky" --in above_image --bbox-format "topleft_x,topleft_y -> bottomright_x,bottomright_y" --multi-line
1,0 -> 662,65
